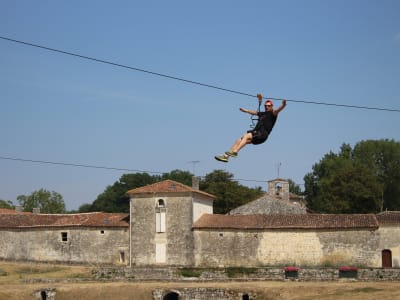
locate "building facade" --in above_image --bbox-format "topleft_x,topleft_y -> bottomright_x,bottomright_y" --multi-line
0,179 -> 399,268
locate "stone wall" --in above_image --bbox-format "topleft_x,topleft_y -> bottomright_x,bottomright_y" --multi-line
91,266 -> 400,281
194,228 -> 383,267
0,227 -> 129,264
152,288 -> 254,300
131,194 -> 195,266
378,225 -> 400,267
228,196 -> 306,215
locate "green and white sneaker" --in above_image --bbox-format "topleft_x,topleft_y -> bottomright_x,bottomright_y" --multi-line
225,150 -> 238,158
214,155 -> 228,162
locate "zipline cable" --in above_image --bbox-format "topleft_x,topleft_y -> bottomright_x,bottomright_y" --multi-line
1,35 -> 400,113
0,156 -> 267,184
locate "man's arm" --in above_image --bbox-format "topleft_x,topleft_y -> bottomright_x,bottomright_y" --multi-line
239,93 -> 264,115
239,107 -> 258,115
273,99 -> 287,116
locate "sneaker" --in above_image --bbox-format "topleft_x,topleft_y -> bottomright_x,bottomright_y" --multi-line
214,155 -> 228,162
225,150 -> 238,158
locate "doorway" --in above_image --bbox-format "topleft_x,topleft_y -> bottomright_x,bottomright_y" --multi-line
382,249 -> 392,268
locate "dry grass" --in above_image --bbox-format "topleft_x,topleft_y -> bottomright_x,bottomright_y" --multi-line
1,261 -> 400,300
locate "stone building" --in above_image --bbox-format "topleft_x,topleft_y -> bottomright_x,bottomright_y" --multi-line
0,211 -> 129,264
0,178 -> 399,268
126,178 -> 400,268
376,211 -> 400,268
126,179 -> 215,266
192,213 -> 380,267
229,178 -> 307,215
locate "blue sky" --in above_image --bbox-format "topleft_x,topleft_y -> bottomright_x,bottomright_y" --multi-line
1,0 -> 399,210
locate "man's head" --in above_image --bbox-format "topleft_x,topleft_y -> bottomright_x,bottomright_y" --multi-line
265,100 -> 273,110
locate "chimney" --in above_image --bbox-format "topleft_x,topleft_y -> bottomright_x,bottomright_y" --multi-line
32,207 -> 41,214
192,176 -> 200,190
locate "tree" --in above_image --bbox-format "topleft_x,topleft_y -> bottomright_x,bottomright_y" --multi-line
352,139 -> 400,211
200,170 -> 264,214
88,172 -> 158,213
0,199 -> 14,209
288,179 -> 303,195
17,189 -> 66,213
85,170 -> 194,213
161,169 -> 193,186
304,140 -> 400,213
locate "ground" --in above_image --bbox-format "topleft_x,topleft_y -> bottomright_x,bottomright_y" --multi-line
1,262 -> 400,300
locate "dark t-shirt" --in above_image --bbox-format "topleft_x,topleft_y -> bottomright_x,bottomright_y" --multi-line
254,111 -> 277,134
247,111 -> 277,145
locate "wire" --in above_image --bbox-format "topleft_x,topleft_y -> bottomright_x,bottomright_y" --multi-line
0,156 -> 163,175
1,35 -> 399,113
0,36 -> 253,98
0,156 -> 268,184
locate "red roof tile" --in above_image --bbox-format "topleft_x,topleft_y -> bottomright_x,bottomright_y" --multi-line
0,212 -> 129,228
376,211 -> 400,224
0,208 -> 31,214
126,180 -> 215,199
193,214 -> 379,230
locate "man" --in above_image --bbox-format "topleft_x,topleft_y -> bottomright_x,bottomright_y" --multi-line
215,93 -> 287,162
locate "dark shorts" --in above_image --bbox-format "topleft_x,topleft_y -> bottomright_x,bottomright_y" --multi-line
247,129 -> 269,145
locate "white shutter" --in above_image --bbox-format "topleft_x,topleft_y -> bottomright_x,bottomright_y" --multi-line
160,211 -> 166,232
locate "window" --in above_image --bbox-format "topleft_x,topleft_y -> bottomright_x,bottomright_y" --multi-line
100,230 -> 105,234
157,199 -> 165,208
156,199 -> 166,233
156,209 -> 166,233
120,251 -> 125,263
61,232 -> 68,242
275,182 -> 282,195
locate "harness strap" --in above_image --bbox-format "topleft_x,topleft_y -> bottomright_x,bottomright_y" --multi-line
250,97 -> 262,128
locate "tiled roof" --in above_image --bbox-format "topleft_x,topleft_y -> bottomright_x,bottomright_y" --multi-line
193,213 -> 379,230
0,212 -> 129,228
376,211 -> 400,224
0,208 -> 31,214
126,179 -> 215,199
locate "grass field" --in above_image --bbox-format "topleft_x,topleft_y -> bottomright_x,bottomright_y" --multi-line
1,261 -> 400,300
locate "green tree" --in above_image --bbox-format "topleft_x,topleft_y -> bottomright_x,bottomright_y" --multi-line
17,189 -> 66,213
88,172 -> 158,213
288,179 -> 303,195
161,169 -> 193,186
85,170 -> 194,213
200,170 -> 264,214
0,199 -> 14,209
352,139 -> 400,211
304,140 -> 399,213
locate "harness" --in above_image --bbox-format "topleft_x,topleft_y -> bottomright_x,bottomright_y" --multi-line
250,96 -> 262,128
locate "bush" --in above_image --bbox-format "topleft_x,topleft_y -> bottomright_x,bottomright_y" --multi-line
226,267 -> 257,278
179,268 -> 202,277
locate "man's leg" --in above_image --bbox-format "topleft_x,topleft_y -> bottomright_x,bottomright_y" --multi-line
231,132 -> 252,153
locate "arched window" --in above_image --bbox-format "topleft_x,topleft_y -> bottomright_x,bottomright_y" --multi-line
157,199 -> 165,208
275,182 -> 282,195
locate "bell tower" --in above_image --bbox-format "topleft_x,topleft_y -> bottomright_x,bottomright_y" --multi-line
267,178 -> 290,201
